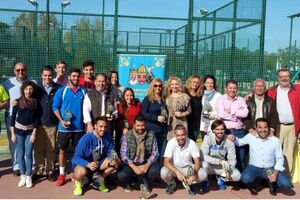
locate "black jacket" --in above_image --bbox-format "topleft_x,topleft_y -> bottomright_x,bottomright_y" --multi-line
36,82 -> 60,126
244,95 -> 279,131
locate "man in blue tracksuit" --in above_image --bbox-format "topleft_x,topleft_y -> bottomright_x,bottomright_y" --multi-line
72,117 -> 120,196
52,68 -> 86,186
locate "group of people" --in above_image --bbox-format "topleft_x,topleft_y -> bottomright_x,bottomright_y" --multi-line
0,60 -> 299,197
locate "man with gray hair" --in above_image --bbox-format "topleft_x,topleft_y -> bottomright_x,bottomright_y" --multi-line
161,124 -> 207,195
244,78 -> 278,135
266,68 -> 300,176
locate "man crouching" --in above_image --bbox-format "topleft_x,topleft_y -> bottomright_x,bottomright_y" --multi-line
72,117 -> 120,196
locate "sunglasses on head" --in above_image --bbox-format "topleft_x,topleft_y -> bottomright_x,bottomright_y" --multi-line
16,69 -> 26,73
154,84 -> 162,88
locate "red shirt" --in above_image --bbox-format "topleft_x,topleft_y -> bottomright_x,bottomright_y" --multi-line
117,101 -> 141,131
78,75 -> 95,90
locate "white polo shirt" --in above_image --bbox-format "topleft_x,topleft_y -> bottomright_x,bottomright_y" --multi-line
164,137 -> 200,168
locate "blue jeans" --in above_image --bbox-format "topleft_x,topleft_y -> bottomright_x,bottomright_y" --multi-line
15,129 -> 34,176
228,129 -> 247,172
5,113 -> 18,170
241,165 -> 292,189
155,132 -> 167,157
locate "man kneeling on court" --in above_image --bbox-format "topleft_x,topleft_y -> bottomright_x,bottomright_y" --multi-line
72,117 -> 120,196
161,125 -> 207,195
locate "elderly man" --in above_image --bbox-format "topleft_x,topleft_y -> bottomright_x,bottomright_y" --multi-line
3,62 -> 36,176
266,68 -> 300,176
201,119 -> 241,191
216,79 -> 249,172
229,118 -> 292,196
244,78 -> 278,135
117,115 -> 159,197
161,125 -> 207,195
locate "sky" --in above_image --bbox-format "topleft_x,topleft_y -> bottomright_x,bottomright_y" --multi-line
0,0 -> 299,53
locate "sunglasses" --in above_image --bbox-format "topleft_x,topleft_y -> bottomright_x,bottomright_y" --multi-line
154,84 -> 162,88
16,69 -> 26,73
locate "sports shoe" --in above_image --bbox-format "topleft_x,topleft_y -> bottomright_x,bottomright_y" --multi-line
26,176 -> 33,188
217,176 -> 226,190
200,179 -> 209,193
165,179 -> 176,195
99,179 -> 109,193
73,180 -> 83,196
18,175 -> 26,187
124,184 -> 133,192
56,174 -> 66,186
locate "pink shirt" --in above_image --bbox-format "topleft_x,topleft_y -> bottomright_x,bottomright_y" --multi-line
216,94 -> 249,129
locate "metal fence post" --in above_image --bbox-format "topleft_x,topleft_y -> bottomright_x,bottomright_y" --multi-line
112,0 -> 119,70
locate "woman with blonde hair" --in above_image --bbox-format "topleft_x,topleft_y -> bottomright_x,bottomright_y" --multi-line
141,78 -> 167,155
165,76 -> 191,140
185,75 -> 203,141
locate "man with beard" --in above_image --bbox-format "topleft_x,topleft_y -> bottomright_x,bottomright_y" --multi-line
266,68 -> 300,176
83,73 -> 117,133
228,118 -> 292,196
72,117 -> 120,196
52,68 -> 86,186
216,80 -> 249,172
161,125 -> 207,195
117,116 -> 159,196
201,120 -> 241,191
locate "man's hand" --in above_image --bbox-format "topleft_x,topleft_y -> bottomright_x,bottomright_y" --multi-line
244,92 -> 253,101
87,162 -> 98,171
139,163 -> 150,173
60,120 -> 70,129
174,111 -> 182,118
187,175 -> 196,185
175,170 -> 185,182
224,108 -> 231,114
132,165 -> 143,175
270,128 -> 275,136
249,128 -> 256,136
268,171 -> 278,183
227,134 -> 235,142
157,115 -> 166,123
122,128 -> 129,135
86,123 -> 94,132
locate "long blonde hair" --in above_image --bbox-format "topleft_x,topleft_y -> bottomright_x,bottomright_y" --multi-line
146,78 -> 164,101
185,75 -> 203,97
165,76 -> 183,97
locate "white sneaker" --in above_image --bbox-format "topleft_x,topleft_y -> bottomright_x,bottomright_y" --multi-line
25,176 -> 33,188
18,175 -> 26,187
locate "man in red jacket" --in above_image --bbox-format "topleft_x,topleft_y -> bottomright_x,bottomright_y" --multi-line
266,68 -> 300,176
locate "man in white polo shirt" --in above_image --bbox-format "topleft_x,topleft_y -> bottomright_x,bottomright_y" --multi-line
160,125 -> 207,195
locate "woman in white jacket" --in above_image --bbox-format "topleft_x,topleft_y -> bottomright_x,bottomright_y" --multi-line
200,75 -> 222,138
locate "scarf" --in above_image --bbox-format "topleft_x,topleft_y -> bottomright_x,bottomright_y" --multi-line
133,130 -> 147,162
204,89 -> 216,102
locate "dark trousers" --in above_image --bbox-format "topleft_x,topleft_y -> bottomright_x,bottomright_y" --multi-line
117,161 -> 159,185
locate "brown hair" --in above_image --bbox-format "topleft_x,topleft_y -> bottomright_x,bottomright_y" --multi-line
19,80 -> 37,109
120,88 -> 139,118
